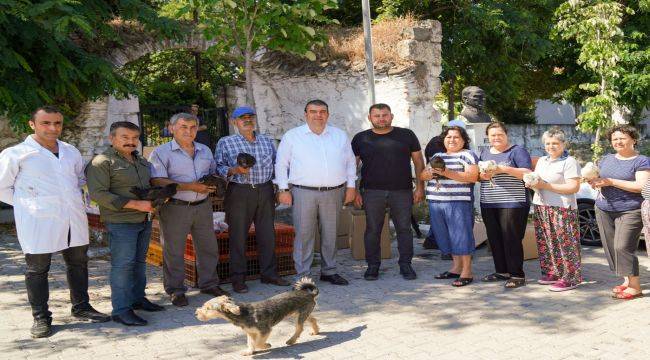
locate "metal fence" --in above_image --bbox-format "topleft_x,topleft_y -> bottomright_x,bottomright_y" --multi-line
137,105 -> 229,150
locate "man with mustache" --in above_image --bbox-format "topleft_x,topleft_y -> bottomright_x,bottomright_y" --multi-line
214,106 -> 290,293
351,103 -> 425,281
0,106 -> 110,338
149,113 -> 228,306
276,99 -> 357,285
86,121 -> 164,326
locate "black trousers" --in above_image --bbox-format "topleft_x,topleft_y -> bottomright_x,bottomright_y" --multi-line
363,189 -> 414,266
481,206 -> 529,278
24,244 -> 90,320
224,182 -> 277,280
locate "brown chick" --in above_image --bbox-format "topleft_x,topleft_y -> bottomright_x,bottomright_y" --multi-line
430,156 -> 446,191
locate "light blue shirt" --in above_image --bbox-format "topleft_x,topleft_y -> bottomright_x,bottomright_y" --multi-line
148,139 -> 216,202
275,124 -> 357,189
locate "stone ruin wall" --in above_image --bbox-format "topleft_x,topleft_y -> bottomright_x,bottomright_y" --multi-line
229,20 -> 444,149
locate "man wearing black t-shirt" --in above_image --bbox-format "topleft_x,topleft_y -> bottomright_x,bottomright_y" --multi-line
351,103 -> 425,281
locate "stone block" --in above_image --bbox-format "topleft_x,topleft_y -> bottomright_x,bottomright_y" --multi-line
402,27 -> 431,41
397,39 -> 436,63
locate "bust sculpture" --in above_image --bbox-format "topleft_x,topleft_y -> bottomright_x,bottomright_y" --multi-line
460,86 -> 491,123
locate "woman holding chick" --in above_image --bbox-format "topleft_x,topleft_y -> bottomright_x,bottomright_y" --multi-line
590,125 -> 650,300
526,127 -> 582,291
479,121 -> 533,289
420,124 -> 479,287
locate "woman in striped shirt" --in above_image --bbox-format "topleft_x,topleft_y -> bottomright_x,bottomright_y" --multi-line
479,122 -> 533,289
420,125 -> 479,287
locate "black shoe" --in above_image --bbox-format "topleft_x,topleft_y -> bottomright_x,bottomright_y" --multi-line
112,310 -> 147,326
231,280 -> 249,294
30,318 -> 52,338
320,274 -> 349,285
72,305 -> 110,323
399,264 -> 417,280
171,293 -> 189,307
132,298 -> 165,312
364,265 -> 380,281
200,286 -> 231,297
441,253 -> 452,261
423,238 -> 439,250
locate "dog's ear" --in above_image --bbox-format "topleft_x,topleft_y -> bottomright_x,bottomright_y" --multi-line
223,302 -> 241,315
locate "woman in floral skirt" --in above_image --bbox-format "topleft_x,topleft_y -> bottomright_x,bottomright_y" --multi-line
528,127 -> 582,291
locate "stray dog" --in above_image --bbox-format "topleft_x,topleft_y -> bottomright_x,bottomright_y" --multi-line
195,277 -> 320,355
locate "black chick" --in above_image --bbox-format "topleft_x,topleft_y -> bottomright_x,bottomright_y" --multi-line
236,153 -> 256,168
429,156 -> 446,191
130,183 -> 178,208
198,174 -> 228,198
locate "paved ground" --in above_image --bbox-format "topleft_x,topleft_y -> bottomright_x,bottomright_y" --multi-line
2,224 -> 650,360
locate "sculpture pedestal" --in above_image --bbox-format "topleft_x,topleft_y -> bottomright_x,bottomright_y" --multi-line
466,122 -> 491,216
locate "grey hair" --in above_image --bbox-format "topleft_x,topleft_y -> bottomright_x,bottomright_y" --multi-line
542,126 -> 566,143
170,112 -> 198,125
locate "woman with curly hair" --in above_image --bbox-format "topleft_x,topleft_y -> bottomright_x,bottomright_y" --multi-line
590,124 -> 650,300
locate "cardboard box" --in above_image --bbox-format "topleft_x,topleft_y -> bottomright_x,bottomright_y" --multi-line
482,222 -> 538,260
315,207 -> 351,251
522,223 -> 539,260
349,209 -> 391,260
473,221 -> 488,248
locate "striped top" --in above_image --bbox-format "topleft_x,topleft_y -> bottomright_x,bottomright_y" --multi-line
426,150 -> 478,202
479,145 -> 532,208
642,179 -> 650,201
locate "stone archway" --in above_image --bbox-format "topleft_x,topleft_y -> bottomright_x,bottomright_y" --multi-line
64,30 -> 216,160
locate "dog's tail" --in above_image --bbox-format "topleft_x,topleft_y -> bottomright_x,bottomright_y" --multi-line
294,277 -> 319,296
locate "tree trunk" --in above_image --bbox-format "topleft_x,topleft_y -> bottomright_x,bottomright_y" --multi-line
447,74 -> 456,121
194,51 -> 202,90
243,45 -> 259,131
244,50 -> 255,108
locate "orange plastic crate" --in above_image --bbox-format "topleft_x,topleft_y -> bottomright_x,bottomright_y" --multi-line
184,249 -> 295,287
87,213 -> 106,231
146,242 -> 163,267
184,223 -> 294,261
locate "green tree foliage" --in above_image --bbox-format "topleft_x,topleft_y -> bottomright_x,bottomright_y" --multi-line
554,1 -> 650,160
121,49 -> 238,107
0,0 -> 178,127
175,0 -> 339,107
376,1 -> 562,124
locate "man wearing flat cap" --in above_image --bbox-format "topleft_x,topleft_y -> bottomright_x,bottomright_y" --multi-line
214,106 -> 290,293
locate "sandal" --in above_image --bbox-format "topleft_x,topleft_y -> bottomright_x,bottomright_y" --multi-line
435,271 -> 461,279
452,277 -> 473,287
504,278 -> 526,289
481,273 -> 511,282
612,289 -> 643,300
612,285 -> 627,294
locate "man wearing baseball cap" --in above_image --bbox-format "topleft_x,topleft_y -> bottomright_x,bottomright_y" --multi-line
214,106 -> 290,293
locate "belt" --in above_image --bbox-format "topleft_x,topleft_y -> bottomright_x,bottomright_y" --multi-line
230,181 -> 272,189
292,183 -> 345,191
167,198 -> 208,206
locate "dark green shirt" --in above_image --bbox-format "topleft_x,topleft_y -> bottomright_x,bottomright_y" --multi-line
85,147 -> 152,223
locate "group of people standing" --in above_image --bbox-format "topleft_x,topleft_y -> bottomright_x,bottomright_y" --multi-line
1,102 -> 648,340
420,120 -> 649,299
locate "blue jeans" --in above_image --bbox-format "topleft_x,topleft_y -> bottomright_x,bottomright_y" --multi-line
106,221 -> 152,316
428,201 -> 475,255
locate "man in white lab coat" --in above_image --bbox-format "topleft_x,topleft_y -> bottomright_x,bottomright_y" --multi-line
0,106 -> 110,338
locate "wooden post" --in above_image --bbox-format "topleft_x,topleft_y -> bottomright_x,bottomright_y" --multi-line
361,0 -> 375,104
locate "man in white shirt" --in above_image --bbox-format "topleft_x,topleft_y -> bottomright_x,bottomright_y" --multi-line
0,106 -> 110,338
275,100 -> 357,285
